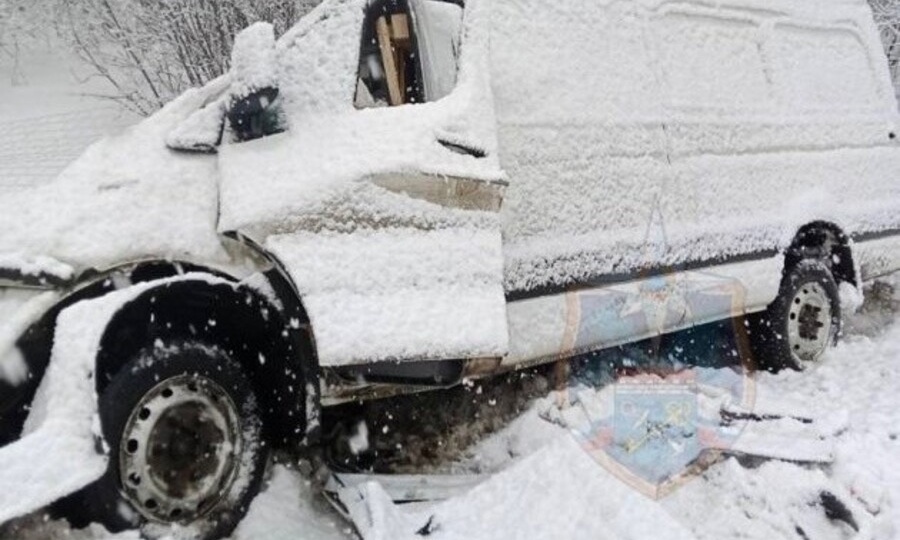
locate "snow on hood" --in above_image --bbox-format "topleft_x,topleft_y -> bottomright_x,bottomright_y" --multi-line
0,77 -> 232,280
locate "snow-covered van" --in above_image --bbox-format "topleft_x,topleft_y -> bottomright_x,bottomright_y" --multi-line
2,0 -> 900,536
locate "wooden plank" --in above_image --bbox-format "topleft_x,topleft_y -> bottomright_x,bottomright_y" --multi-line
391,14 -> 409,102
376,16 -> 403,106
390,13 -> 410,42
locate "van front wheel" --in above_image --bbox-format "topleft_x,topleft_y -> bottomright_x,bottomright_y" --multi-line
751,260 -> 841,372
62,342 -> 267,540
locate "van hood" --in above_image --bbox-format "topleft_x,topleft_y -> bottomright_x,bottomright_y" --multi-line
0,81 -> 232,285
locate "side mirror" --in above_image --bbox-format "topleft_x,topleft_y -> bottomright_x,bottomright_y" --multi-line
167,98 -> 227,153
166,75 -> 233,153
227,86 -> 284,142
228,23 -> 284,142
167,24 -> 278,152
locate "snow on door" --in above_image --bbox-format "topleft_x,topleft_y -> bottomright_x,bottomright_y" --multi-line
217,0 -> 509,367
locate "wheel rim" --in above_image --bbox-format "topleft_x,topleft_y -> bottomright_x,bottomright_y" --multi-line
787,282 -> 833,364
118,374 -> 241,524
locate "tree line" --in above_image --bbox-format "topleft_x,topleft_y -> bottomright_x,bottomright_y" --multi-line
1,0 -> 318,116
869,0 -> 900,101
4,0 -> 900,115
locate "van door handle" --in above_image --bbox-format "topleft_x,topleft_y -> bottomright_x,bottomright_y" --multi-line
437,138 -> 487,158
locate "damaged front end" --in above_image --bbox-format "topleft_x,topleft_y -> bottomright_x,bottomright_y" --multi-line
0,274 -> 245,526
0,276 -> 67,447
0,279 -> 127,524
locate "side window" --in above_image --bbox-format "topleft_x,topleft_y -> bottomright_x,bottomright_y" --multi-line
654,14 -> 770,111
413,0 -> 464,101
765,25 -> 880,112
355,0 -> 463,108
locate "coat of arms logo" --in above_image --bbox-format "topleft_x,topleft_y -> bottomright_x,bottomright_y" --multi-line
556,200 -> 756,498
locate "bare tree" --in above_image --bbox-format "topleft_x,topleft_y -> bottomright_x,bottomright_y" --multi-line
869,0 -> 900,102
54,0 -> 320,116
0,0 -> 52,86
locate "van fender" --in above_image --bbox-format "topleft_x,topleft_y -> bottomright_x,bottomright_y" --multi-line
784,221 -> 858,287
1,270 -> 319,525
2,261 -> 218,447
0,276 -> 205,524
5,259 -> 319,453
781,221 -> 866,317
95,273 -> 320,450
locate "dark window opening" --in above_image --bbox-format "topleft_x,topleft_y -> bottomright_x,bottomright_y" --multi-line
355,0 -> 425,107
227,86 -> 287,142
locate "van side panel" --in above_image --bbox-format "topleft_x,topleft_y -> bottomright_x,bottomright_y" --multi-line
503,256 -> 782,367
654,4 -> 900,272
491,0 -> 670,294
494,0 -> 900,367
495,0 -> 900,299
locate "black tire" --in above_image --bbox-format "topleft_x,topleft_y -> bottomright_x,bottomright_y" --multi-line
60,341 -> 268,540
750,260 -> 841,372
0,380 -> 29,447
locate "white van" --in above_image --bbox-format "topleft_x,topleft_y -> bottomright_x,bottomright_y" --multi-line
1,0 -> 899,536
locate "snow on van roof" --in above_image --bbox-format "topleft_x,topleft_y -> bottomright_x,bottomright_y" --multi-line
635,0 -> 870,15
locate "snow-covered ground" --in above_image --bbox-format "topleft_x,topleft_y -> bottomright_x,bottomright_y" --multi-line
0,100 -> 136,193
0,34 -> 138,194
2,275 -> 897,540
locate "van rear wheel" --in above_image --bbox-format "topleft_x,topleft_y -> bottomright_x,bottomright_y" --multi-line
751,260 -> 841,372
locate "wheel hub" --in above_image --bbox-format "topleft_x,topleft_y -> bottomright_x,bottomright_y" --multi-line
787,282 -> 832,364
119,375 -> 241,524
